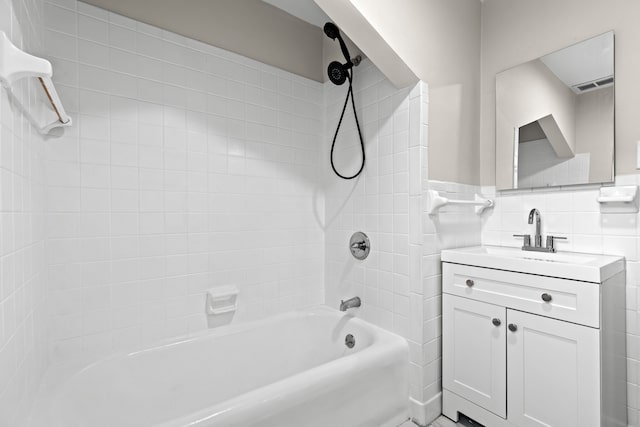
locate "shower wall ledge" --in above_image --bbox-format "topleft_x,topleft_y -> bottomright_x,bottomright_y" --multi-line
314,0 -> 418,88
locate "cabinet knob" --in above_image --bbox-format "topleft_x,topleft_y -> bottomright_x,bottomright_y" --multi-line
508,323 -> 517,332
492,318 -> 501,326
541,293 -> 552,302
465,279 -> 474,287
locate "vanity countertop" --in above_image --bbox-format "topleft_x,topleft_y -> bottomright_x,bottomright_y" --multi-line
441,245 -> 624,283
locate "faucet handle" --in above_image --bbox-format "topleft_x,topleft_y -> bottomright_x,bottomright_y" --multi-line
513,234 -> 531,247
546,235 -> 567,253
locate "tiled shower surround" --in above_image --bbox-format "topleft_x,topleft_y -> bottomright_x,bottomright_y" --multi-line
0,0 -> 49,424
1,1 -> 640,426
324,65 -> 437,421
42,0 -> 325,363
324,63 -> 482,423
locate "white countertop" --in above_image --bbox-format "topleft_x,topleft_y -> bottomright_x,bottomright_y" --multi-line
441,245 -> 625,283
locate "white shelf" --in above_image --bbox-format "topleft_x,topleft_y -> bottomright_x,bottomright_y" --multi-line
0,31 -> 72,134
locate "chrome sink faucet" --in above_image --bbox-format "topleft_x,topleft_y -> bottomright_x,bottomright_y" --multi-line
514,209 -> 566,253
528,208 -> 542,248
340,296 -> 361,311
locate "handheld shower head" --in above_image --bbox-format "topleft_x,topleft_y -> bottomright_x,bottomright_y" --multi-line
323,22 -> 340,40
323,22 -> 353,83
325,23 -> 366,180
327,61 -> 348,85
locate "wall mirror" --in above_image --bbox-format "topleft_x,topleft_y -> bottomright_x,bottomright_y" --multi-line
495,31 -> 614,190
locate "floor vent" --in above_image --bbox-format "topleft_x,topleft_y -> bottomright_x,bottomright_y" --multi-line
458,413 -> 485,427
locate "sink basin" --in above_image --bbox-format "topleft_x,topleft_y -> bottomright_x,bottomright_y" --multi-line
473,246 -> 598,264
441,245 -> 624,283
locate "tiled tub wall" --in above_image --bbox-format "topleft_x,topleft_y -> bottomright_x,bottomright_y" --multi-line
43,1 -> 325,364
0,0 -> 49,424
323,60 -> 433,421
420,180 -> 484,421
481,175 -> 640,424
323,61 -> 420,334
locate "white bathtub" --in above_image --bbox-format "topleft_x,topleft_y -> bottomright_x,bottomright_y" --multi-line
29,306 -> 409,427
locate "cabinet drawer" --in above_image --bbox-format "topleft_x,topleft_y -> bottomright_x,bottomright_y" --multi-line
443,262 -> 600,328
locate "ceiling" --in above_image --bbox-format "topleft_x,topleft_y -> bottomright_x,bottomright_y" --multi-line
82,0 -> 325,81
540,31 -> 614,93
262,0 -> 330,28
80,0 -> 415,87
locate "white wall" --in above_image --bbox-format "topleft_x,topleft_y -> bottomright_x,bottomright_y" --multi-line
575,86 -> 614,183
481,0 -> 640,185
81,0 -> 325,83
420,180 -> 483,423
346,0 -> 482,186
496,59 -> 577,189
517,139 -> 590,188
0,0 -> 49,424
43,0 -> 325,364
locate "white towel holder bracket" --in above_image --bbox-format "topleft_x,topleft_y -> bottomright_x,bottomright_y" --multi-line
0,31 -> 72,134
428,190 -> 494,215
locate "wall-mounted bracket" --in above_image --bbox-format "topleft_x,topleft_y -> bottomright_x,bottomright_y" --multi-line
206,285 -> 239,316
597,185 -> 638,213
428,190 -> 494,215
0,31 -> 72,134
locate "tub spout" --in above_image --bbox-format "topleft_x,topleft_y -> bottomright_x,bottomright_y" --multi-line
340,297 -> 361,311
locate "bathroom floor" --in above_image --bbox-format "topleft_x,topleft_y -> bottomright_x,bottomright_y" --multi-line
429,416 -> 468,426
398,415 -> 474,426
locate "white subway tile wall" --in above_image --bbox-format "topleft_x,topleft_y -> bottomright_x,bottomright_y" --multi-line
43,0 -> 324,364
517,138 -> 590,188
481,175 -> 640,424
421,180 -> 483,422
323,61 -> 434,420
0,0 -> 49,424
3,1 -> 640,426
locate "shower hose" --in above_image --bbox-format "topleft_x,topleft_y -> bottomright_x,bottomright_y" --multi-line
330,71 -> 365,180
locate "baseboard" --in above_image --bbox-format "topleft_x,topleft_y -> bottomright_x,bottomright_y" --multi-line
410,393 -> 442,427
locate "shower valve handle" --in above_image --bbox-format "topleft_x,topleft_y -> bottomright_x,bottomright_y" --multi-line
351,241 -> 367,251
349,232 -> 370,260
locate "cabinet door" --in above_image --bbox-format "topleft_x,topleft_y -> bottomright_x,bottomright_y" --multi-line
443,294 -> 506,418
507,309 -> 600,427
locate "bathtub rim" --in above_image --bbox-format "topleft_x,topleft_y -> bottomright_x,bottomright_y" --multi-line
52,305 -> 402,376
159,309 -> 410,426
28,305 -> 409,427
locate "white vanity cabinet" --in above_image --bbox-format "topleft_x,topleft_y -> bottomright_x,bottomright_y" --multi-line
441,246 -> 627,427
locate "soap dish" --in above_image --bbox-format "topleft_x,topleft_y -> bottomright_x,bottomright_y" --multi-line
597,185 -> 638,213
205,285 -> 239,315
